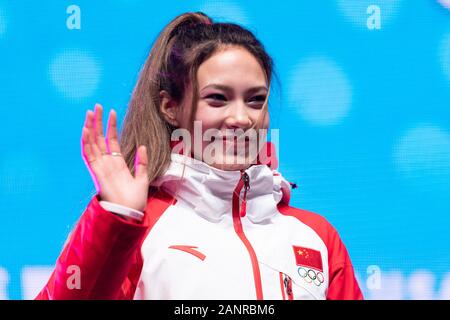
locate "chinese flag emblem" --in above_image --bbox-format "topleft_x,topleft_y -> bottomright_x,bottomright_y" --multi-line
292,245 -> 323,272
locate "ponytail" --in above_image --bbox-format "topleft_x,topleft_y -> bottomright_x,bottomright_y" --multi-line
119,12 -> 212,184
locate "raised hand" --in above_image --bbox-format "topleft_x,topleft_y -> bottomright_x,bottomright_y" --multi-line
81,103 -> 149,212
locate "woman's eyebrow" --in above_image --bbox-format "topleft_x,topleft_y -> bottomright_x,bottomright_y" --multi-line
200,84 -> 268,94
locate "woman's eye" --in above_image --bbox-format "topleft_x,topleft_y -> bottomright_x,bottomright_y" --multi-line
206,94 -> 226,101
248,95 -> 267,107
250,95 -> 266,102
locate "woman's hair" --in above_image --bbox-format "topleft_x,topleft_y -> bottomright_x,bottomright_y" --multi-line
119,12 -> 275,183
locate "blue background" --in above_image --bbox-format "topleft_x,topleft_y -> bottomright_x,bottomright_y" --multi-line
0,0 -> 449,299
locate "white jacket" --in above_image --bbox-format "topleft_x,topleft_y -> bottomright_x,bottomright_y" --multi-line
37,151 -> 363,300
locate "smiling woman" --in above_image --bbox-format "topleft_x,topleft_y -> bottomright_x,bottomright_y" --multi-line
184,46 -> 270,170
35,12 -> 363,300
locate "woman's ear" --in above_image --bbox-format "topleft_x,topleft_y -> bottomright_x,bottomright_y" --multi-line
159,90 -> 180,127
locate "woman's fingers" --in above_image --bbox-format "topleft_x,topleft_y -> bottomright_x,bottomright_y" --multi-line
81,126 -> 95,163
83,109 -> 102,161
89,113 -> 103,159
106,109 -> 121,153
134,145 -> 148,180
84,110 -> 95,145
81,104 -> 150,210
82,111 -> 98,161
94,103 -> 108,155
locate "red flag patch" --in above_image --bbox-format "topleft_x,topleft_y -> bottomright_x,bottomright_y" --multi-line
292,245 -> 323,272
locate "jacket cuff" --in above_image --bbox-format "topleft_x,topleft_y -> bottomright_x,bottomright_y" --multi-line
99,200 -> 144,222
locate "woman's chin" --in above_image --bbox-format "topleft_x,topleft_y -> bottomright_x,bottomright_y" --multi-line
208,154 -> 257,171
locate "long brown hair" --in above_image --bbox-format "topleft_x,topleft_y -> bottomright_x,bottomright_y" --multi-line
120,12 -> 276,183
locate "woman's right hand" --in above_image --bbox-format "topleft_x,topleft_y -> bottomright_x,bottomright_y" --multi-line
81,103 -> 150,212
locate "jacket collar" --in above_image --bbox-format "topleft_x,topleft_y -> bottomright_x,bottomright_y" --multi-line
151,143 -> 292,223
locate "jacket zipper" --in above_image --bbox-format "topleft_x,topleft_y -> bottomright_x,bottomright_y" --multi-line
279,272 -> 294,300
240,171 -> 250,217
232,170 -> 264,300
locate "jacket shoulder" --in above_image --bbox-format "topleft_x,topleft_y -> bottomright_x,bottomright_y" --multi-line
277,203 -> 363,299
277,203 -> 338,248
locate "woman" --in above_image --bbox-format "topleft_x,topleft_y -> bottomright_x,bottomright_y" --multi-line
37,12 -> 363,300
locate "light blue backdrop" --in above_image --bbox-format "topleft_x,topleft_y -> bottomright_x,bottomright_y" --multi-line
0,0 -> 449,299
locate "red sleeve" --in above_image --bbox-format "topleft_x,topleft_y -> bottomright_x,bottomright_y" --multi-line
35,195 -> 149,300
278,203 -> 363,300
324,226 -> 363,300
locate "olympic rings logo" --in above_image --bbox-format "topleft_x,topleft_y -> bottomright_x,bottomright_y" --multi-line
297,267 -> 325,287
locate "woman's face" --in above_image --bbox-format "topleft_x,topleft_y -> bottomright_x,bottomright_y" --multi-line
177,46 -> 270,171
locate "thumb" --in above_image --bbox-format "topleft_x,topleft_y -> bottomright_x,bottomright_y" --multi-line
134,145 -> 148,180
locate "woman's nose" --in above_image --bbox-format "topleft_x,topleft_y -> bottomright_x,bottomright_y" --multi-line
224,102 -> 252,129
